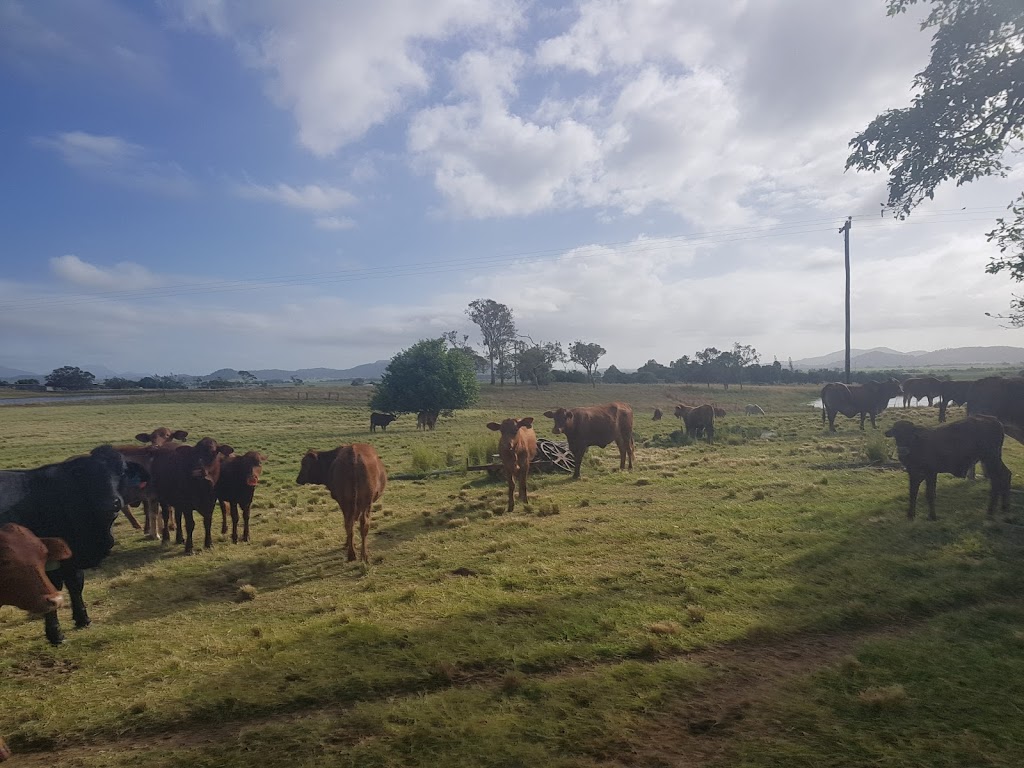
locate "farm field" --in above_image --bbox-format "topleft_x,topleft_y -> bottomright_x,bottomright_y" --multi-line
2,382 -> 1024,767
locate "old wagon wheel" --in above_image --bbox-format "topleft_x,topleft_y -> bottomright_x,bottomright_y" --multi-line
535,438 -> 575,474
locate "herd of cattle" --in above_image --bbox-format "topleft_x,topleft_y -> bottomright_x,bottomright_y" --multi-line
1,376 -> 1023,708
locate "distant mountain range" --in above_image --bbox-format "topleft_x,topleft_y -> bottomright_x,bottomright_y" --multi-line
0,360 -> 392,384
792,346 -> 1024,370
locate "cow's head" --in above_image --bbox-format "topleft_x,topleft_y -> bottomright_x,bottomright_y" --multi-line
190,438 -> 233,482
673,404 -> 691,419
486,417 -> 535,439
543,408 -> 573,435
0,524 -> 72,614
652,409 -> 663,421
884,420 -> 921,459
296,450 -> 323,486
136,427 -> 189,446
238,452 -> 267,486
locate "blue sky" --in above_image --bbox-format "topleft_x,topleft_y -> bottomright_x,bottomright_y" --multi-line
1,0 -> 1022,376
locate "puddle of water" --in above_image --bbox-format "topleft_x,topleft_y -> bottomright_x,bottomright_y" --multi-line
808,396 -> 929,410
0,394 -> 128,406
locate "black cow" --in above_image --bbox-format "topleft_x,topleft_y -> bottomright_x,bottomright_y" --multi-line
0,445 -> 148,645
370,412 -> 398,432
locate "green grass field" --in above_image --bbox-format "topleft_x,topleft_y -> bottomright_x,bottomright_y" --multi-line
2,382 -> 1024,767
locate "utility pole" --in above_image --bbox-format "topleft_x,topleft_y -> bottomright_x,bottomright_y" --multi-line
839,216 -> 852,385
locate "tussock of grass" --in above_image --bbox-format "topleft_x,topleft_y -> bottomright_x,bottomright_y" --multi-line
856,684 -> 909,708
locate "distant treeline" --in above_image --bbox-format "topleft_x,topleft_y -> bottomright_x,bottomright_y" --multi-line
598,359 -> 908,388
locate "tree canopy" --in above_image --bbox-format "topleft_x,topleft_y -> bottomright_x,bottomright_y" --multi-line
466,299 -> 517,385
370,337 -> 479,415
847,0 -> 1024,319
45,366 -> 95,390
569,341 -> 606,387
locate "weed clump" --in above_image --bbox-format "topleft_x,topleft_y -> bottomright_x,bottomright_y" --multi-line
857,684 -> 908,709
686,604 -> 706,623
864,434 -> 893,464
648,621 -> 682,635
236,584 -> 258,602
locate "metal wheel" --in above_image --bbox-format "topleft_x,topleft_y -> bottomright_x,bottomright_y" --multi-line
535,438 -> 575,474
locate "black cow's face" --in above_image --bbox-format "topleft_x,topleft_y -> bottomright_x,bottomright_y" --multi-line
65,446 -> 135,567
296,451 -> 321,485
884,421 -> 920,459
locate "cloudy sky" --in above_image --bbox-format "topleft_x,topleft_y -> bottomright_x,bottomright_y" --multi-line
1,0 -> 1022,376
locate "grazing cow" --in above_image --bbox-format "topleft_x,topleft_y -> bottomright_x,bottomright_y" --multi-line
0,523 -> 71,614
417,410 -> 439,431
487,418 -> 538,513
674,404 -> 715,442
967,377 -> 1024,444
296,444 -> 387,562
744,404 -> 765,415
938,379 -> 973,423
0,445 -> 148,644
115,427 -> 190,539
542,402 -> 634,479
370,412 -> 398,432
652,408 -> 663,421
150,437 -> 234,555
820,379 -> 902,431
217,451 -> 266,543
885,416 -> 1011,520
901,376 -> 943,408
713,406 -> 727,418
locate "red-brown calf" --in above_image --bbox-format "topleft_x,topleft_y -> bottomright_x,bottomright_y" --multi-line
217,451 -> 266,543
0,523 -> 72,614
487,417 -> 538,513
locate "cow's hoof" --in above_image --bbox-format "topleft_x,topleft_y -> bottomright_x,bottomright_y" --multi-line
231,536 -> 238,544
74,616 -> 91,629
45,627 -> 65,645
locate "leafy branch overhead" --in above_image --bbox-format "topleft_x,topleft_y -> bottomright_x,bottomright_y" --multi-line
846,0 -> 1024,317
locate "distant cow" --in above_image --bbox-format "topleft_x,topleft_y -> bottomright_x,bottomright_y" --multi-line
967,377 -> 1024,444
713,406 -> 727,418
370,412 -> 398,432
543,402 -> 634,480
820,379 -> 902,431
938,379 -> 973,423
296,444 -> 387,562
0,523 -> 71,615
901,376 -> 943,408
151,437 -> 234,555
487,418 -> 538,513
885,416 -> 1011,520
417,410 -> 439,430
744,404 -> 765,415
674,404 -> 715,442
0,445 -> 148,644
115,427 -> 189,538
217,451 -> 266,544
652,408 -> 663,421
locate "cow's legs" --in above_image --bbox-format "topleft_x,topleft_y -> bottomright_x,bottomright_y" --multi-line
43,568 -> 67,645
144,499 -> 160,540
121,504 -> 142,530
925,474 -> 938,520
241,502 -> 250,543
506,470 -> 516,513
518,465 -> 529,505
174,508 -> 185,544
359,514 -> 370,563
938,400 -> 948,423
182,509 -> 196,555
160,502 -> 172,544
200,506 -> 214,549
343,512 -> 357,561
907,474 -> 922,519
571,444 -> 587,479
220,499 -> 229,535
827,409 -> 837,432
231,502 -> 240,543
982,459 -> 1012,516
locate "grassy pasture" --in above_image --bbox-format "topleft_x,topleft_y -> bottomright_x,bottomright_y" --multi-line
1,383 -> 1024,767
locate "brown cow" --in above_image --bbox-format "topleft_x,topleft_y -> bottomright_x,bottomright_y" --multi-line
938,379 -> 973,423
713,406 -> 727,418
370,412 -> 398,432
296,444 -> 387,562
901,376 -> 943,408
652,408 -> 663,421
967,377 -> 1024,444
217,452 -> 266,544
542,402 -> 634,479
744,404 -> 765,415
115,428 -> 189,538
417,410 -> 439,430
150,437 -> 234,555
674,404 -> 715,442
820,379 -> 902,431
0,523 -> 71,614
487,418 -> 538,513
885,416 -> 1011,520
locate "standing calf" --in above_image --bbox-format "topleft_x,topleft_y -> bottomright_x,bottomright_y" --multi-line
217,451 -> 266,543
296,444 -> 387,562
487,417 -> 538,513
885,416 -> 1011,520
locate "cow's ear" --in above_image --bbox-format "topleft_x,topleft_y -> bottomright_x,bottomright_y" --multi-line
542,410 -> 555,419
518,417 -> 534,429
171,430 -> 189,441
486,422 -> 501,431
135,433 -> 152,443
218,445 -> 234,456
42,537 -> 73,562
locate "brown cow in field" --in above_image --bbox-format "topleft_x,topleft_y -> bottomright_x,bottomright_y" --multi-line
967,377 -> 1024,444
0,523 -> 71,614
674,404 -> 715,442
652,408 -> 663,421
370,412 -> 398,432
150,437 -> 234,554
713,406 -> 727,418
938,379 -> 973,423
296,444 -> 387,562
820,379 -> 902,431
114,428 -> 189,538
901,376 -> 943,408
885,416 -> 1011,520
487,418 -> 538,513
217,451 -> 266,543
543,402 -> 634,479
744,404 -> 765,415
417,410 -> 439,430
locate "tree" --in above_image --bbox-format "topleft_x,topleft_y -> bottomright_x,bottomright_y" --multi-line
515,342 -> 565,388
370,337 -> 479,415
569,341 -> 606,387
731,343 -> 761,390
466,299 -> 517,385
695,347 -> 721,389
290,375 -> 304,386
847,0 -> 1024,319
238,370 -> 258,387
103,377 -> 136,389
602,364 -> 630,384
45,366 -> 95,390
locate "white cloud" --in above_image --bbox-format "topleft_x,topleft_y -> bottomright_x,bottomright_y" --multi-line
235,181 -> 356,212
33,131 -> 194,196
315,216 -> 356,231
50,255 -> 162,290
